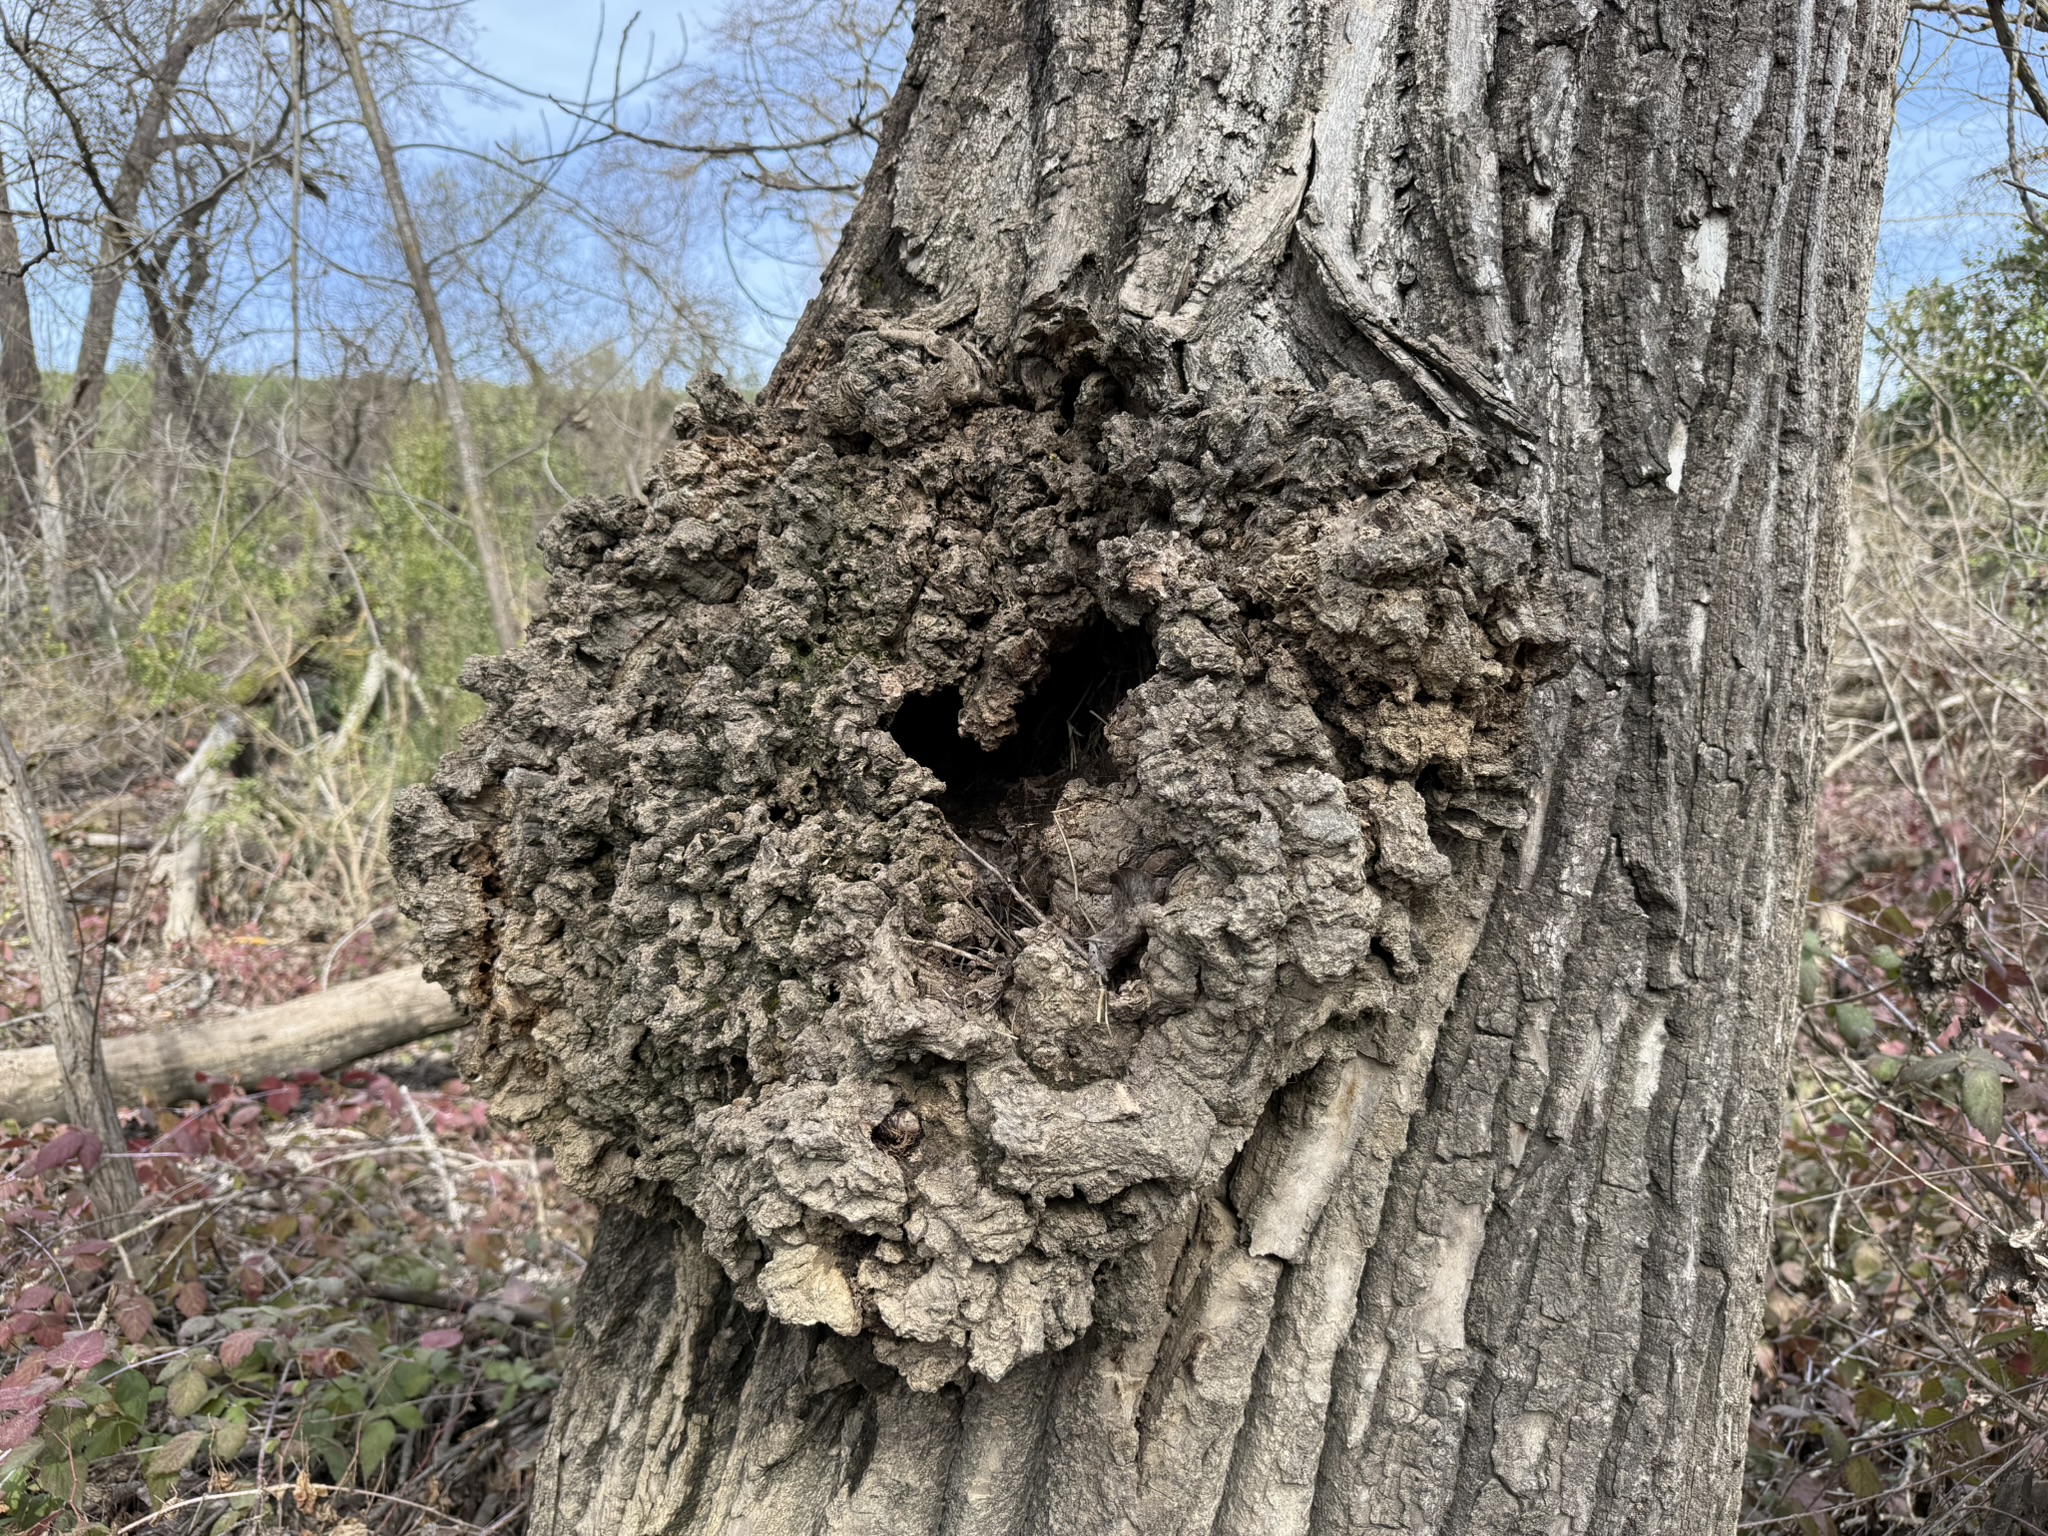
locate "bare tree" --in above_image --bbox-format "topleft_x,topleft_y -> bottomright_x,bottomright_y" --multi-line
326,0 -> 522,652
540,0 -> 908,332
0,0 -> 319,619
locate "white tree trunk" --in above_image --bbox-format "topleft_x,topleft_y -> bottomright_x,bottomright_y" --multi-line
395,0 -> 1908,1528
162,714 -> 239,947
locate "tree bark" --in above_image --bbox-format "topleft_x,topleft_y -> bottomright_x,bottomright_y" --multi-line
0,158 -> 42,535
394,0 -> 1907,1529
0,715 -> 139,1218
327,0 -> 524,655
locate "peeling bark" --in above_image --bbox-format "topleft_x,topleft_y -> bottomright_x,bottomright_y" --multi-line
394,0 -> 1907,1527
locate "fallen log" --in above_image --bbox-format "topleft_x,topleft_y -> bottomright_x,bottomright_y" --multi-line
0,967 -> 460,1125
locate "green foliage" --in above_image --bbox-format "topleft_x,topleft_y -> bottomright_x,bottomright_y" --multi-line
0,1066 -> 589,1532
0,365 -> 684,940
1880,226 -> 2048,437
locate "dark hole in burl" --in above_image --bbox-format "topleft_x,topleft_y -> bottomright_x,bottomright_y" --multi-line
871,1105 -> 923,1155
1106,934 -> 1147,990
887,615 -> 1156,817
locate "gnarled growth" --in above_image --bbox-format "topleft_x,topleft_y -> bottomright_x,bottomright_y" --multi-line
397,356 -> 1565,1387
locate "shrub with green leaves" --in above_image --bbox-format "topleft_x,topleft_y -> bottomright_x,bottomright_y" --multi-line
0,1059 -> 591,1533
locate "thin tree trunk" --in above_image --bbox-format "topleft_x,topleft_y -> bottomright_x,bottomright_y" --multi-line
0,158 -> 40,535
396,0 -> 1908,1529
0,715 -> 139,1219
326,0 -> 522,654
162,714 -> 240,947
0,160 -> 67,623
3,0 -> 256,622
44,0 -> 248,459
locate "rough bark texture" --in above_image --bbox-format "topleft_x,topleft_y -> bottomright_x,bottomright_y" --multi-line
394,0 -> 1906,1528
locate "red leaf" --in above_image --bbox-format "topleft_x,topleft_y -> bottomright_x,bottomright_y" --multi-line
113,1289 -> 154,1343
13,1285 -> 54,1312
171,1280 -> 208,1319
31,1127 -> 94,1175
0,1404 -> 42,1449
416,1327 -> 463,1351
219,1328 -> 266,1369
0,1382 -> 53,1412
297,1346 -> 356,1378
1,1352 -> 48,1390
263,1084 -> 301,1117
43,1330 -> 106,1373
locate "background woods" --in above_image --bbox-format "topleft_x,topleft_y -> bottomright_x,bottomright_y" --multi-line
0,0 -> 2041,1531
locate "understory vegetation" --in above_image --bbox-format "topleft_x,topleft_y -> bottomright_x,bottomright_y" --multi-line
0,365 -> 645,1533
1744,233 -> 2048,1530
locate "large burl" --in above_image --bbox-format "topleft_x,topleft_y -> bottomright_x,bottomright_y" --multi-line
392,333 -> 1566,1390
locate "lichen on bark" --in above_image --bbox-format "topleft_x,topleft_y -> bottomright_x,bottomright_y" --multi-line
394,334 -> 1567,1389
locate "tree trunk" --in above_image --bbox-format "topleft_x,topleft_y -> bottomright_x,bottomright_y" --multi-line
394,0 -> 1907,1529
0,716 -> 139,1219
162,714 -> 240,947
0,158 -> 41,536
3,0 -> 257,623
327,0 -> 524,655
0,160 -> 68,622
50,0 -> 249,460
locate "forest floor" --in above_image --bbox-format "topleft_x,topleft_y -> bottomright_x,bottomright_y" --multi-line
0,580 -> 2044,1533
0,746 -> 592,1535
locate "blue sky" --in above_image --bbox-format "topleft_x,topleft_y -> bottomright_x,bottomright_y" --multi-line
447,4 -> 2025,364
1876,20 -> 2025,304
452,1 -> 715,143
15,5 -> 2018,384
